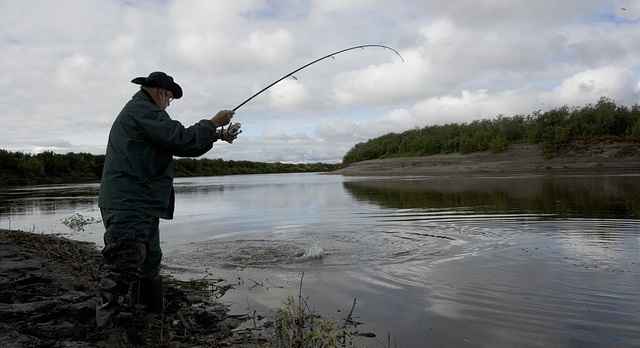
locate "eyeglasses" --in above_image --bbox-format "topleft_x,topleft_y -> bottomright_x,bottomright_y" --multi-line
163,90 -> 173,103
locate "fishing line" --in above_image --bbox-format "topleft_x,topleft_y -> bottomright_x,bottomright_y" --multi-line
232,44 -> 405,112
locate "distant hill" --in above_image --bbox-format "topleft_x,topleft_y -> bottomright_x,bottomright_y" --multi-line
342,98 -> 640,165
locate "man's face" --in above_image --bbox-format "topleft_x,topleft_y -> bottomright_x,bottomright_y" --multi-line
147,87 -> 173,110
157,89 -> 173,110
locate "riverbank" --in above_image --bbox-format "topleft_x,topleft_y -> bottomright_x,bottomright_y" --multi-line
335,142 -> 640,176
0,229 -> 266,347
0,229 -> 368,347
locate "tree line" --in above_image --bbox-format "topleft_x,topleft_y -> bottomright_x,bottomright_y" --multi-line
343,98 -> 640,164
0,150 -> 340,186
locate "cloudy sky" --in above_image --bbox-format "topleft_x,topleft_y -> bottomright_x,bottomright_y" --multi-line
1,1 -> 640,162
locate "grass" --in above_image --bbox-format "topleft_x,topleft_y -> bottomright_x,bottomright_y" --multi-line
264,273 -> 375,348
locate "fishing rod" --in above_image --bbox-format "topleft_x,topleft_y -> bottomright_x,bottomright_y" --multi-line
232,44 -> 405,112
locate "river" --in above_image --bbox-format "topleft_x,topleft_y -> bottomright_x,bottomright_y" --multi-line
1,173 -> 639,347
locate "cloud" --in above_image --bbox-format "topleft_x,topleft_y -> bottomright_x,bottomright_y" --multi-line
169,1 -> 293,69
313,89 -> 536,147
243,29 -> 294,64
54,53 -> 94,89
412,89 -> 535,125
616,0 -> 640,20
420,18 -> 456,45
405,1 -> 604,28
547,66 -> 638,105
333,49 -> 430,105
316,119 -> 380,143
323,64 -> 640,145
268,79 -> 308,110
214,134 -> 344,163
1,0 -> 640,163
314,108 -> 417,151
309,0 -> 382,17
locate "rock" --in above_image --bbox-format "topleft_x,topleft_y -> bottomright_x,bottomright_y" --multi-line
55,341 -> 98,348
0,259 -> 43,272
217,317 -> 244,337
193,304 -> 227,328
0,299 -> 59,317
68,298 -> 97,319
0,325 -> 42,348
31,320 -> 76,339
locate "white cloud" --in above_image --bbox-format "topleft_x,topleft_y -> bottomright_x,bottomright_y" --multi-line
413,89 -> 535,125
310,0 -> 380,15
216,134 -> 344,163
107,35 -> 135,58
244,29 -> 294,64
169,1 -> 293,69
314,108 -> 417,148
615,0 -> 640,20
268,79 -> 308,110
407,1 -> 604,28
54,53 -> 94,89
316,119 -> 381,143
333,49 -> 430,105
547,66 -> 638,106
420,18 -> 456,45
1,0 -> 640,163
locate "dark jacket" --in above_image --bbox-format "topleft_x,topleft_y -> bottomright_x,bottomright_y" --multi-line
98,90 -> 218,219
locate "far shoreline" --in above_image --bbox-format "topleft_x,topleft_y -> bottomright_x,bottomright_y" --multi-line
334,143 -> 640,177
0,168 -> 339,188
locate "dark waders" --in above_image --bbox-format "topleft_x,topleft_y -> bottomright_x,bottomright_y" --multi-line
96,209 -> 164,330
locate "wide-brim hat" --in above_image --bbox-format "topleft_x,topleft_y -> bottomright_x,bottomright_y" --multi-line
131,71 -> 183,99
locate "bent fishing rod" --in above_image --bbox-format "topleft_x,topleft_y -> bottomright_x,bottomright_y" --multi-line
232,44 -> 405,112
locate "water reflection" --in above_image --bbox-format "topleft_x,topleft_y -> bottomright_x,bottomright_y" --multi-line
0,183 -> 99,216
338,175 -> 640,347
343,175 -> 640,218
1,174 -> 639,347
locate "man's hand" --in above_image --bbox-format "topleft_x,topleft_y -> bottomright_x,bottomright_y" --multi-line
219,122 -> 242,143
210,110 -> 234,127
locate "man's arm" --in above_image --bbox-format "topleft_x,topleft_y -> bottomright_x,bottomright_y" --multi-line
134,110 -> 232,157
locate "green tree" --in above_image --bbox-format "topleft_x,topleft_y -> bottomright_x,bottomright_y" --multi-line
343,98 -> 640,164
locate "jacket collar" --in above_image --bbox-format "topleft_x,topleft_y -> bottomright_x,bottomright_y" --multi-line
133,89 -> 161,109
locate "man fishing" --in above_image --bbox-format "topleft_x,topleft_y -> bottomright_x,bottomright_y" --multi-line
93,45 -> 400,333
96,71 -> 241,328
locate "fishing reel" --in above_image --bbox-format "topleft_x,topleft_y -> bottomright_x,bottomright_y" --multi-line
218,122 -> 242,143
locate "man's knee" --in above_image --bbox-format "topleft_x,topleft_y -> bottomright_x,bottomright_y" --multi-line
101,209 -> 159,243
102,241 -> 147,273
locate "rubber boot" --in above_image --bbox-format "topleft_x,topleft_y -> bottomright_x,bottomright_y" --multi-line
140,276 -> 164,313
96,277 -> 120,328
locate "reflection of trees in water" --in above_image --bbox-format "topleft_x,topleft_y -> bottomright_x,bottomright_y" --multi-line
0,186 -> 98,216
0,198 -> 97,216
173,184 -> 224,195
343,177 -> 640,218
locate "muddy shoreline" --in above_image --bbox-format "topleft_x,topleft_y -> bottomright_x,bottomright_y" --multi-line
0,229 -> 270,347
334,143 -> 640,176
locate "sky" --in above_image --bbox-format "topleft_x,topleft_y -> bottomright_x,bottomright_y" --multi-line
1,0 -> 640,163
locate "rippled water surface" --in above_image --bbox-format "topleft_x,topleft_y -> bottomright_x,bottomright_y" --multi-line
1,173 -> 639,347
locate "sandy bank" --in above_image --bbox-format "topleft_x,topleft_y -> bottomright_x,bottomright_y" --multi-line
335,143 -> 640,177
